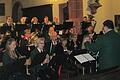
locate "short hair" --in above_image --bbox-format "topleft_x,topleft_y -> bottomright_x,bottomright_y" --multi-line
35,37 -> 45,47
103,20 -> 114,29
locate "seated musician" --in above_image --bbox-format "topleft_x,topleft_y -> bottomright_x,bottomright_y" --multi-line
0,32 -> 5,65
52,16 -> 60,25
3,16 -> 14,32
31,17 -> 39,24
67,34 -> 81,52
19,17 -> 27,24
29,36 -> 51,80
19,27 -> 35,58
48,27 -> 55,36
2,16 -> 16,37
49,36 -> 77,78
48,36 -> 68,79
46,31 -> 60,58
2,38 -> 26,78
15,17 -> 28,37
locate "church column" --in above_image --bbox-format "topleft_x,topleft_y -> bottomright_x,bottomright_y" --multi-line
68,0 -> 83,22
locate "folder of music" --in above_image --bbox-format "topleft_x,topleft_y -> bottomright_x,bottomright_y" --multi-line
74,53 -> 95,64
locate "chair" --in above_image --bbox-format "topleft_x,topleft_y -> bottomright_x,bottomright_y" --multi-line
58,64 -> 77,80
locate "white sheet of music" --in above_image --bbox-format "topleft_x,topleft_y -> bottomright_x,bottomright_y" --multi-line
74,55 -> 88,64
82,53 -> 95,61
59,30 -> 63,35
74,53 -> 95,64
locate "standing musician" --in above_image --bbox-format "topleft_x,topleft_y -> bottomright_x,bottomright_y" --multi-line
84,20 -> 120,71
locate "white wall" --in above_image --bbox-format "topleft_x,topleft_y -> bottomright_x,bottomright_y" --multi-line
83,0 -> 115,33
0,0 -> 12,23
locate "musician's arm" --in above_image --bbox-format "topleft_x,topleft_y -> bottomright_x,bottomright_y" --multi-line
84,36 -> 102,53
42,54 -> 50,64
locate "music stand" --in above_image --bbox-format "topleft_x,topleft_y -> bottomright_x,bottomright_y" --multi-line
63,21 -> 73,30
15,24 -> 28,32
31,24 -> 42,32
54,24 -> 63,31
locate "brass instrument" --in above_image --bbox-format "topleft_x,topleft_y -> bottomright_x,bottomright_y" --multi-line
28,31 -> 39,45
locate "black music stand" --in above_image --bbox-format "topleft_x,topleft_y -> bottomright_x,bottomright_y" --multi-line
54,24 -> 63,31
15,24 -> 28,32
63,21 -> 73,30
31,24 -> 42,32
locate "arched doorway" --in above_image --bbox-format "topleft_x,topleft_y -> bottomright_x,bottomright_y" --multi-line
12,1 -> 23,23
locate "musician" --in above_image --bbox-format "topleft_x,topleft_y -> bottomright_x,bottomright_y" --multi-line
48,27 -> 55,36
20,27 -> 32,46
81,24 -> 96,49
67,34 -> 82,52
2,38 -> 26,78
84,20 -> 120,71
80,16 -> 88,28
31,17 -> 39,24
49,36 -> 77,79
30,36 -> 51,80
14,17 -> 28,39
19,27 -> 35,58
3,16 -> 14,30
2,16 -> 15,37
46,31 -> 60,57
52,16 -> 60,25
48,36 -> 68,79
30,17 -> 41,32
43,16 -> 52,25
19,17 -> 27,24
90,18 -> 97,28
0,32 -> 5,64
80,16 -> 91,35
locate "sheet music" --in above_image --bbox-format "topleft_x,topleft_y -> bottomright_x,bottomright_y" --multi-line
82,53 -> 95,61
74,55 -> 88,64
74,53 -> 95,64
59,30 -> 63,35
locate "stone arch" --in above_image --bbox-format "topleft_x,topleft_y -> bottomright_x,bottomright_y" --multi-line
12,1 -> 23,23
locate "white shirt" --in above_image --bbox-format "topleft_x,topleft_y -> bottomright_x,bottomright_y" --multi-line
37,48 -> 43,53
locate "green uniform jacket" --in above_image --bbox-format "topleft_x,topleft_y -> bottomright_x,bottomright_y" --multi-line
85,30 -> 120,71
